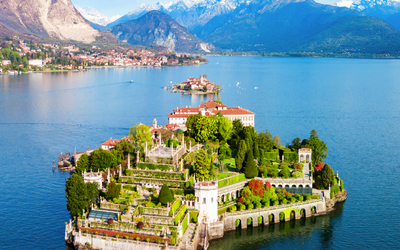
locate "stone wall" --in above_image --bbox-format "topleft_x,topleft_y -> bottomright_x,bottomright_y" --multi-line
326,190 -> 347,211
73,234 -> 179,250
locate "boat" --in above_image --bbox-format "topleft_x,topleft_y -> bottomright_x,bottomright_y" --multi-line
130,80 -> 134,83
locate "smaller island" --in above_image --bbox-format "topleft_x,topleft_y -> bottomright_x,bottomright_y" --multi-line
171,75 -> 221,94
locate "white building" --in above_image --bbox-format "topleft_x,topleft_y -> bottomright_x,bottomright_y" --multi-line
168,101 -> 255,127
195,181 -> 218,225
100,138 -> 120,151
1,60 -> 11,66
82,171 -> 103,189
29,59 -> 44,67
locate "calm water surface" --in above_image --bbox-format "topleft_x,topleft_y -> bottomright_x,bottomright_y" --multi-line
0,56 -> 399,249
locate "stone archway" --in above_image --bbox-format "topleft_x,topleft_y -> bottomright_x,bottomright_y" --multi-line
269,214 -> 275,223
311,206 -> 317,214
300,208 -> 306,218
306,154 -> 310,163
290,210 -> 296,220
236,219 -> 241,228
247,217 -> 253,227
258,215 -> 264,225
300,154 -> 304,162
279,212 -> 285,222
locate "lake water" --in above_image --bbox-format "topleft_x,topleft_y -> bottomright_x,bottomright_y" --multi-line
0,56 -> 399,249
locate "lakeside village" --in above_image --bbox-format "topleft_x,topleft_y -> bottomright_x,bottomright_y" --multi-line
63,101 -> 347,250
0,37 -> 207,75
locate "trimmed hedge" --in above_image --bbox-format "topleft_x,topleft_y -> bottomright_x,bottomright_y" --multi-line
137,163 -> 174,171
170,198 -> 181,216
182,213 -> 189,235
119,176 -> 192,187
283,152 -> 298,163
189,211 -> 199,223
218,174 -> 246,188
173,205 -> 187,225
265,151 -> 279,161
126,169 -> 183,180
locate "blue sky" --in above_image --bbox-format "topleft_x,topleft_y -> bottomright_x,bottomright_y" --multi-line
71,0 -> 341,17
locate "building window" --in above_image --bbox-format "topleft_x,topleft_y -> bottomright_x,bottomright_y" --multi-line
203,198 -> 206,204
197,197 -> 199,202
211,197 -> 214,203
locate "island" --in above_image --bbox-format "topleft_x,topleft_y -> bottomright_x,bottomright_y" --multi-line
64,101 -> 347,250
170,75 -> 221,94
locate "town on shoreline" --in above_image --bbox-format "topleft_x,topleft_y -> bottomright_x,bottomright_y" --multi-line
62,101 -> 347,250
0,37 -> 208,75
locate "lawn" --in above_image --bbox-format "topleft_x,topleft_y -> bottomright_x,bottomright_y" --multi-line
217,172 -> 232,180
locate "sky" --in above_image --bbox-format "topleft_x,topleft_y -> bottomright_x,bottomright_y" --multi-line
71,0 -> 342,17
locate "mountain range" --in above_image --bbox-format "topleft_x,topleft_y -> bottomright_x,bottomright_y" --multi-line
337,0 -> 400,30
111,11 -> 216,52
0,0 -> 99,43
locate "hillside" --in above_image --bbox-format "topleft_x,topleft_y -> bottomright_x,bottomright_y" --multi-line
197,0 -> 400,53
110,11 -> 216,52
0,0 -> 99,43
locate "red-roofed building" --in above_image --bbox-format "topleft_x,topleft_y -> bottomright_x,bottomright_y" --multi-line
101,138 -> 121,151
168,101 -> 255,127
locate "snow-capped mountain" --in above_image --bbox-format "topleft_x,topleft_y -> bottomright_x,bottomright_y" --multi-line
336,0 -> 400,10
336,0 -> 400,30
76,6 -> 121,26
107,0 -> 248,30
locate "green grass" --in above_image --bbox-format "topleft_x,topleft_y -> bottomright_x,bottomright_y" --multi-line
217,173 -> 232,180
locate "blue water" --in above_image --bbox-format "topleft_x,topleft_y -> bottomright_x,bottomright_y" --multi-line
0,56 -> 399,249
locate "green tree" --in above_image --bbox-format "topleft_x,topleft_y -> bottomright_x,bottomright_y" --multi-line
308,137 -> 328,165
254,142 -> 260,162
321,164 -> 334,189
115,139 -> 134,160
76,153 -> 89,175
232,119 -> 244,140
235,140 -> 247,171
89,148 -> 116,172
289,137 -> 302,152
159,184 -> 174,205
129,123 -> 153,148
218,117 -> 233,142
186,114 -> 202,137
86,182 -> 99,205
243,149 -> 259,178
273,135 -> 281,146
193,116 -> 218,142
193,149 -> 213,180
259,149 -> 266,166
65,173 -> 88,217
309,129 -> 319,139
106,181 -> 121,201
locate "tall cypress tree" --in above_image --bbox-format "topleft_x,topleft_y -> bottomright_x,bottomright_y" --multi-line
244,149 -> 259,178
235,140 -> 247,171
159,184 -> 174,205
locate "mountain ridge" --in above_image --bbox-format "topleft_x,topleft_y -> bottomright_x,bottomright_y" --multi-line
110,10 -> 216,52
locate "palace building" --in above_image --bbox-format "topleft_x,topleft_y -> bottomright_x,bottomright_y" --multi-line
168,101 -> 255,127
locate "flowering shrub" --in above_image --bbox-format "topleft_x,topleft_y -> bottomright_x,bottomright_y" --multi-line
237,198 -> 244,204
315,162 -> 324,171
264,181 -> 271,191
248,180 -> 265,198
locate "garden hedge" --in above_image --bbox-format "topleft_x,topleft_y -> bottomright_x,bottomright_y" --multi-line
218,174 -> 246,188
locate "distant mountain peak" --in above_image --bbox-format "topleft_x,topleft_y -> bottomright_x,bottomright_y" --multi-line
110,10 -> 216,52
76,6 -> 121,26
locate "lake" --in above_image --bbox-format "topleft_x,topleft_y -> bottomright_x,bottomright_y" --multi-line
0,56 -> 399,249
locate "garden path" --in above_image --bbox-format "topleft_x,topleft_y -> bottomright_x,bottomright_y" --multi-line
181,223 -> 196,246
